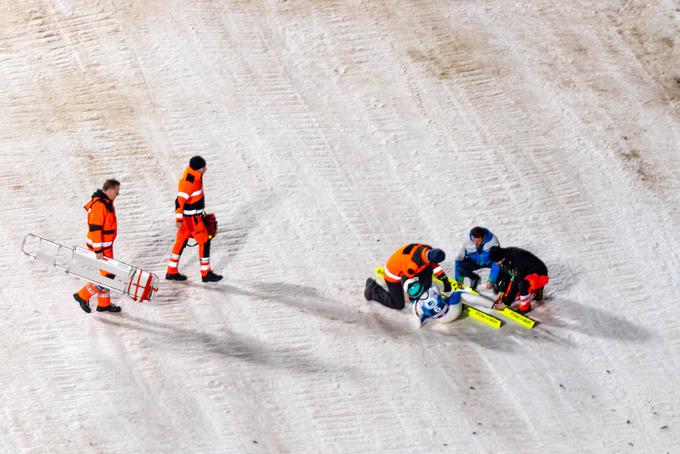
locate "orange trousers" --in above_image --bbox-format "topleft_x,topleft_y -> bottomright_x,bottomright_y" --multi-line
525,274 -> 549,293
167,216 -> 212,277
75,248 -> 113,308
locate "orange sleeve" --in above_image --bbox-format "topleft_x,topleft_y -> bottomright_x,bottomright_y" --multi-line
88,202 -> 105,251
175,178 -> 191,220
384,251 -> 404,283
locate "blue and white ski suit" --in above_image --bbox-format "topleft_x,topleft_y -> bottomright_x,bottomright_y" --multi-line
454,228 -> 500,285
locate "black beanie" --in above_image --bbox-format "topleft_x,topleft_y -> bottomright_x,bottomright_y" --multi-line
189,155 -> 207,170
427,248 -> 446,264
488,246 -> 506,262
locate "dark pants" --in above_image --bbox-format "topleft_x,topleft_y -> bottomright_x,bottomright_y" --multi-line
370,270 -> 433,310
455,258 -> 483,281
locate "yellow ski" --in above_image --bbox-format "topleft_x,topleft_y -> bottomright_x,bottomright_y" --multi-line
496,306 -> 535,329
465,284 -> 536,329
462,305 -> 502,329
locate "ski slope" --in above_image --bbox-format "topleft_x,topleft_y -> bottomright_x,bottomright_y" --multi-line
1,1 -> 679,452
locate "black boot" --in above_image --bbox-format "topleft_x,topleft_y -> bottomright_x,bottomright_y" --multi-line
73,293 -> 91,313
364,278 -> 376,301
202,271 -> 223,283
166,272 -> 188,281
96,304 -> 122,313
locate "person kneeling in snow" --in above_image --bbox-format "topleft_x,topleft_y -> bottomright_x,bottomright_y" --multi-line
453,226 -> 501,290
364,243 -> 450,310
488,246 -> 549,314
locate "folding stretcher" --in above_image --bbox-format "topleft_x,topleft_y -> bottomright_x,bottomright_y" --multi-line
22,233 -> 159,302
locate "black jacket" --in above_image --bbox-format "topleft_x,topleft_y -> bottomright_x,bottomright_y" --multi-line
499,247 -> 547,305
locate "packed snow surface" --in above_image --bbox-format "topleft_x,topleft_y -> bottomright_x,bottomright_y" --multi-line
1,1 -> 679,452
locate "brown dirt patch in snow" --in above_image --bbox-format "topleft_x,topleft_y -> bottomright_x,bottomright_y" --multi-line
406,30 -> 507,82
407,48 -> 459,80
613,16 -> 680,113
619,148 -> 658,185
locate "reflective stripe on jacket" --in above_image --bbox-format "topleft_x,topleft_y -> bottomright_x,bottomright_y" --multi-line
175,166 -> 205,220
84,190 -> 117,253
384,243 -> 446,283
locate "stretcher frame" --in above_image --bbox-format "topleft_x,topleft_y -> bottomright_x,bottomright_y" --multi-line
22,233 -> 159,302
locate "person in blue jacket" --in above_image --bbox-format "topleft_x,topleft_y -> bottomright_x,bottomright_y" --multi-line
453,226 -> 501,290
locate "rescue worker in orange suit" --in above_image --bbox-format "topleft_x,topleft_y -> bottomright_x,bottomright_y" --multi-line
165,156 -> 223,283
72,179 -> 122,313
364,244 -> 451,310
488,245 -> 549,314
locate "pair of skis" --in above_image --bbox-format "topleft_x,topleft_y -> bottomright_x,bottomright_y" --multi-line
446,278 -> 536,329
373,267 -> 535,329
467,286 -> 536,329
433,275 -> 536,329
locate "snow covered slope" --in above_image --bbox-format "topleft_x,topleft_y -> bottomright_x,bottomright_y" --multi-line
1,1 -> 679,452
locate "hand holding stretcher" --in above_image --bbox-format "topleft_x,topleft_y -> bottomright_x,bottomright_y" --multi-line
22,233 -> 159,302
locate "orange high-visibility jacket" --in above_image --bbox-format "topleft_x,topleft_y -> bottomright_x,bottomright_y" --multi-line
84,190 -> 117,253
175,166 -> 205,221
384,243 -> 446,283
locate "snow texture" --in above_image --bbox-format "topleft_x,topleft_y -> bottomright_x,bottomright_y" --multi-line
1,1 -> 679,452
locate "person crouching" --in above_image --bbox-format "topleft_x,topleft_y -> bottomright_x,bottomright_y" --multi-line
488,245 -> 548,313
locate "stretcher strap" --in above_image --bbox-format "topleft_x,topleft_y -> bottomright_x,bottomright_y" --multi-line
133,270 -> 143,301
140,274 -> 153,302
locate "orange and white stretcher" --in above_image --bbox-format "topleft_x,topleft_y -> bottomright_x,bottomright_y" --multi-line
22,233 -> 159,302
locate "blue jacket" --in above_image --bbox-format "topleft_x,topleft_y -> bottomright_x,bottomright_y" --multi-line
454,228 -> 500,283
